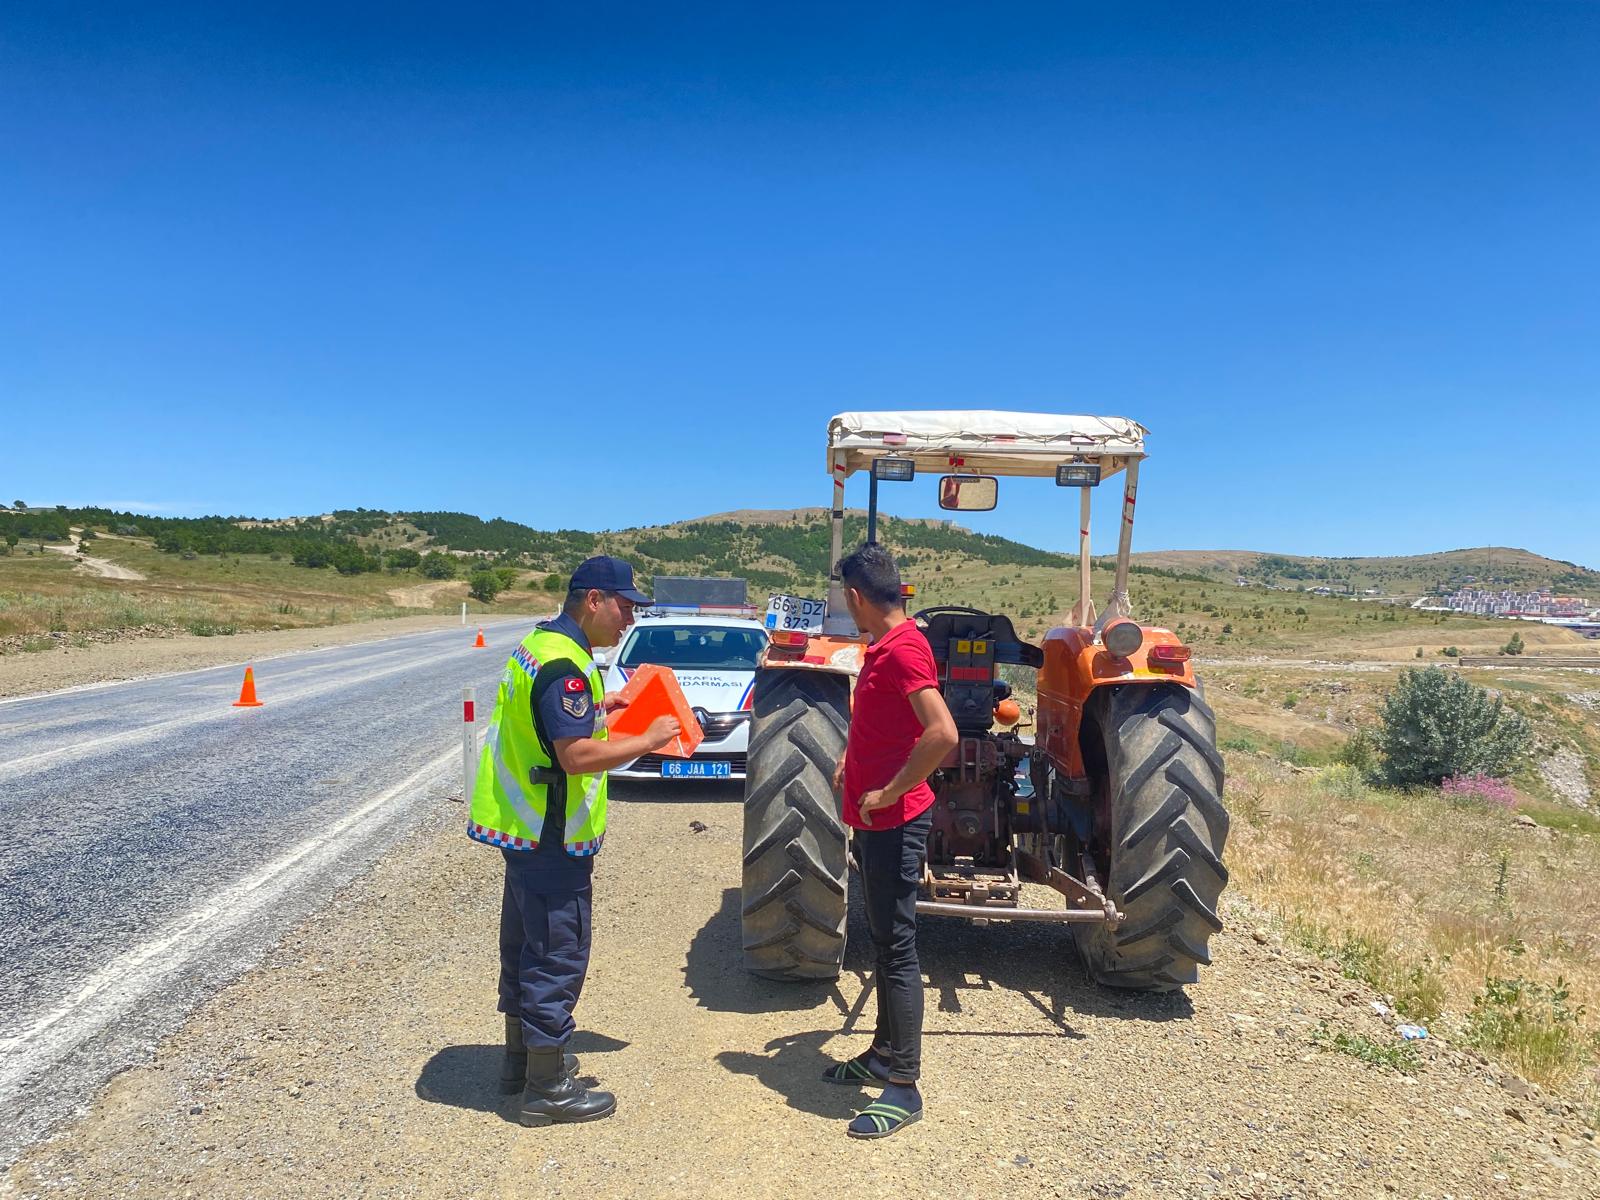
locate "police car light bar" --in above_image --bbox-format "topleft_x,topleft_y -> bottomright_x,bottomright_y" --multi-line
638,603 -> 762,619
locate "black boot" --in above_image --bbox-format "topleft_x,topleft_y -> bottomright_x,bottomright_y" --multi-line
501,1016 -> 579,1093
518,1047 -> 616,1126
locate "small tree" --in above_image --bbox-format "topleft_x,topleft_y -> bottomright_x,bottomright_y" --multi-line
386,547 -> 421,571
420,551 -> 457,580
493,566 -> 519,590
12,500 -> 24,510
1501,632 -> 1525,656
1376,667 -> 1531,787
468,569 -> 502,603
542,572 -> 564,591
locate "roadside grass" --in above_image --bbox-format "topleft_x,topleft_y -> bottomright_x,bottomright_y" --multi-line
1311,1021 -> 1422,1075
1227,750 -> 1600,1109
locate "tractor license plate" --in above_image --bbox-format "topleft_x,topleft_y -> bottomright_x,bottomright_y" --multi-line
765,593 -> 827,633
660,759 -> 732,779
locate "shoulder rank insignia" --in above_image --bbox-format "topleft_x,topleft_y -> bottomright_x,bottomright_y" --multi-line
562,692 -> 591,718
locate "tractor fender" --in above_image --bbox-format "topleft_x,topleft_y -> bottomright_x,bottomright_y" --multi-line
1035,624 -> 1196,778
757,633 -> 866,678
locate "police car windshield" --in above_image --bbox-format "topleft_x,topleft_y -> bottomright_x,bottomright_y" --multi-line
619,625 -> 766,671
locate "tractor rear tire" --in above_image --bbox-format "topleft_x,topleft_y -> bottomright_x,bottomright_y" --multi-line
740,668 -> 851,981
1073,683 -> 1228,991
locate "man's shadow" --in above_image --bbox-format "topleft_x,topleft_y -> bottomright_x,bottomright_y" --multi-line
690,883 -> 1195,1115
414,1030 -> 630,1117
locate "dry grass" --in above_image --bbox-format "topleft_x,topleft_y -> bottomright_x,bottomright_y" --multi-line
1228,752 -> 1600,1109
0,538 -> 559,648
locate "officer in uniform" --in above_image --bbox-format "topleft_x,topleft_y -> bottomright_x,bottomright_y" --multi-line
468,556 -> 681,1126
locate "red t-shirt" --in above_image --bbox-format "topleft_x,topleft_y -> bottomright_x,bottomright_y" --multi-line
843,619 -> 942,830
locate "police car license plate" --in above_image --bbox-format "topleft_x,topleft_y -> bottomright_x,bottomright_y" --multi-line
660,760 -> 732,779
765,593 -> 827,633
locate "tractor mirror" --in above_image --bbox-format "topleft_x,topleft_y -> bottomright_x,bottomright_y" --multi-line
937,474 -> 998,511
1055,462 -> 1102,487
872,457 -> 916,482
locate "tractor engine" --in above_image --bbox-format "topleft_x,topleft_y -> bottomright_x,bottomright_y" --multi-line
917,608 -> 1043,910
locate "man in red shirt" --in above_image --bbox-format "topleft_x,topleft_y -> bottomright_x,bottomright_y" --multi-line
822,542 -> 957,1139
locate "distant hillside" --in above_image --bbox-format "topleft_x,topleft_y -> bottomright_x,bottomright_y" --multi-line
16,504 -> 1592,607
12,504 -> 1597,661
1132,546 -> 1600,598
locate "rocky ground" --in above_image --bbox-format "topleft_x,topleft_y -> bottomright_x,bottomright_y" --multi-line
4,784 -> 1595,1200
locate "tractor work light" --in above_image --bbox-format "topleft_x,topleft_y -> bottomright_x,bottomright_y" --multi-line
1102,619 -> 1143,658
1148,642 -> 1191,664
873,457 -> 915,482
1055,462 -> 1102,488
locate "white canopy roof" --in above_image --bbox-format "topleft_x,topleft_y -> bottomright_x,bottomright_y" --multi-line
826,410 -> 1147,478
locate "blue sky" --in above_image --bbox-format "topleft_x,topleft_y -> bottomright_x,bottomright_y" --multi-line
3,3 -> 1596,566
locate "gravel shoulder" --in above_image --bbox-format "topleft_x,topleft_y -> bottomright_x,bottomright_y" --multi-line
0,615 -> 503,701
5,788 -> 1595,1199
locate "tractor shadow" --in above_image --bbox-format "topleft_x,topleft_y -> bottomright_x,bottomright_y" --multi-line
413,1031 -> 630,1119
688,884 -> 1194,1118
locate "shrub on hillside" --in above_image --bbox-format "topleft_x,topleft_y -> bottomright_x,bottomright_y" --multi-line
292,541 -> 332,569
468,570 -> 502,603
420,552 -> 457,580
1375,667 -> 1531,787
330,543 -> 380,575
493,567 -> 518,590
1501,632 -> 1525,656
386,547 -> 421,571
1335,727 -> 1381,778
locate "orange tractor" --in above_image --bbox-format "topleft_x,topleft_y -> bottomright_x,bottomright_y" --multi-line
741,411 -> 1228,991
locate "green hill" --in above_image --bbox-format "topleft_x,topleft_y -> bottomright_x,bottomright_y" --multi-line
1131,546 -> 1599,599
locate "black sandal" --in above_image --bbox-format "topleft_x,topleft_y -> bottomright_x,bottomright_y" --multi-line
822,1050 -> 891,1085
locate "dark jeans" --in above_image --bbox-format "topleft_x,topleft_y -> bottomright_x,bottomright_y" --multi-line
497,850 -> 593,1048
853,807 -> 933,1082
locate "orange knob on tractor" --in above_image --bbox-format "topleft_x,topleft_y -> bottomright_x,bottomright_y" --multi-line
994,698 -> 1021,726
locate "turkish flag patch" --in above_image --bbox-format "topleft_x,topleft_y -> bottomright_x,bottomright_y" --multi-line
563,677 -> 587,693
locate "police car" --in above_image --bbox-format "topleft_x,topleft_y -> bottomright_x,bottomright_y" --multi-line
600,610 -> 768,782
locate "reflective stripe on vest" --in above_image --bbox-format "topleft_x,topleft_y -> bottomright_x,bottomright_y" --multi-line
466,625 -> 609,856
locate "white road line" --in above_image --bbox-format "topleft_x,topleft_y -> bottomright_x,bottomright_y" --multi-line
0,744 -> 459,1101
0,645 -> 476,780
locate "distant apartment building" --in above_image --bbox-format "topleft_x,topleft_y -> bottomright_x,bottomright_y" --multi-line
1435,586 -> 1588,618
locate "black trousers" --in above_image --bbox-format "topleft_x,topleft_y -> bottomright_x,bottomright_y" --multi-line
496,851 -> 592,1048
853,807 -> 933,1082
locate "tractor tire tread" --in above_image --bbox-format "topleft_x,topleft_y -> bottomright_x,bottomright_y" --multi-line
741,670 -> 851,981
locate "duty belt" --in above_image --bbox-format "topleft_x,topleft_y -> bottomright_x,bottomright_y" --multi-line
528,765 -> 565,788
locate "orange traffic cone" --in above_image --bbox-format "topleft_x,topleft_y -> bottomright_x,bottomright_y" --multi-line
473,627 -> 487,649
233,665 -> 264,707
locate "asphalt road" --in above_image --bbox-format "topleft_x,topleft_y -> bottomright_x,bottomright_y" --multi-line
0,619 -> 536,1166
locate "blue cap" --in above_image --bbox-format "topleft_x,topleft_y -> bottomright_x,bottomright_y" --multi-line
568,556 -> 652,605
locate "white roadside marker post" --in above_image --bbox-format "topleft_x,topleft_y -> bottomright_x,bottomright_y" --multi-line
462,686 -> 477,801
461,601 -> 467,625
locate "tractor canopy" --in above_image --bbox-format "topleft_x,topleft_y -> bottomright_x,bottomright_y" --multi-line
826,411 -> 1147,478
820,410 -> 1150,633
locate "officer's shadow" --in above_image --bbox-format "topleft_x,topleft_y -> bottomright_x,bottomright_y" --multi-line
415,1030 -> 630,1118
